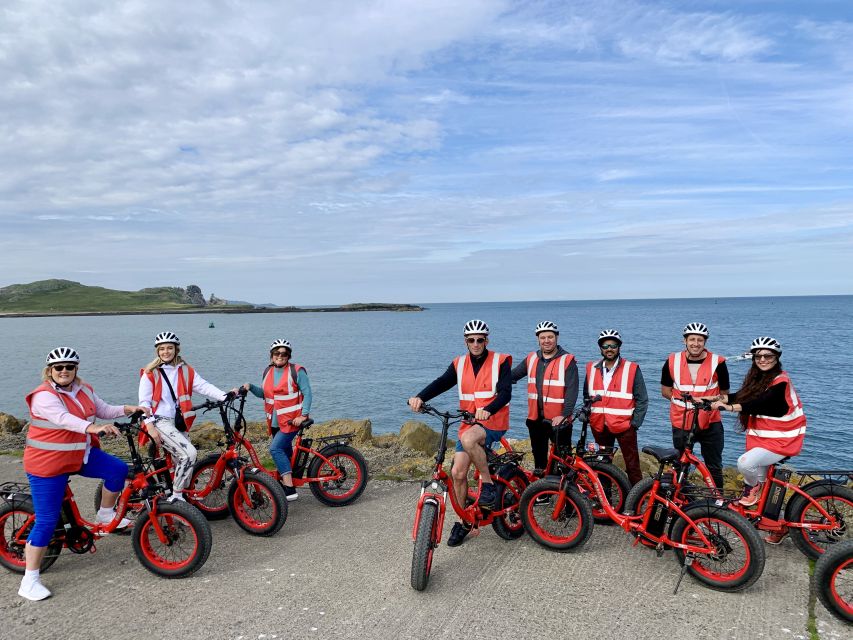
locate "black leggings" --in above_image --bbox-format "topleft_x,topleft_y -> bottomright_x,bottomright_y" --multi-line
526,418 -> 562,471
672,421 -> 725,488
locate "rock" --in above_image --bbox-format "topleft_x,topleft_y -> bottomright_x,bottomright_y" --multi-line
309,419 -> 372,444
183,284 -> 207,306
399,421 -> 441,455
189,421 -> 225,448
0,412 -> 23,434
385,457 -> 437,479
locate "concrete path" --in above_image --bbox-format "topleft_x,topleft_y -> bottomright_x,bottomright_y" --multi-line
0,456 -> 848,640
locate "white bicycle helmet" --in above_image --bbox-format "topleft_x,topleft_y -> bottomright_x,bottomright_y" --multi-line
154,331 -> 180,346
463,319 -> 489,336
535,321 -> 559,336
750,336 -> 782,354
46,347 -> 80,365
683,322 -> 709,338
269,338 -> 293,353
597,329 -> 622,345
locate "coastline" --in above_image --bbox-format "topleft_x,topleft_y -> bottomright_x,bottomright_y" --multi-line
0,303 -> 424,319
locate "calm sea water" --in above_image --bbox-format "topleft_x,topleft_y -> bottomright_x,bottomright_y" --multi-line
1,296 -> 850,469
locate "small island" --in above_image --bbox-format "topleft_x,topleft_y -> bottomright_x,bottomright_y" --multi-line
0,279 -> 423,317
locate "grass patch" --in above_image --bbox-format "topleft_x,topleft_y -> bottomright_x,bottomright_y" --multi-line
0,449 -> 24,457
807,559 -> 819,640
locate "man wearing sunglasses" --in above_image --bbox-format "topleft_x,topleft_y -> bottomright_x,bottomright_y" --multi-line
408,319 -> 512,547
583,329 -> 648,486
510,321 -> 578,476
661,322 -> 729,488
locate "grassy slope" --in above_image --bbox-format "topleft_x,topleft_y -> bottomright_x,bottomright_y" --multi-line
0,280 -> 197,312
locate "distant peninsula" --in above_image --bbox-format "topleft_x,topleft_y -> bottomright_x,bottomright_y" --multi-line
0,280 -> 423,317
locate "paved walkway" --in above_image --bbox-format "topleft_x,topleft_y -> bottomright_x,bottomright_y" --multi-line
0,456 -> 847,640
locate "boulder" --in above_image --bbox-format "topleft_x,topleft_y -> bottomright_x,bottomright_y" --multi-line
189,421 -> 225,449
0,412 -> 23,434
309,419 -> 372,444
399,421 -> 441,455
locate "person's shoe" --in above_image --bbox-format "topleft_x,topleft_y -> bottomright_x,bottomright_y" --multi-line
96,509 -> 132,530
738,483 -> 763,507
18,577 -> 51,601
478,482 -> 499,509
283,485 -> 299,502
167,492 -> 186,503
447,522 -> 472,547
533,494 -> 551,506
764,529 -> 788,545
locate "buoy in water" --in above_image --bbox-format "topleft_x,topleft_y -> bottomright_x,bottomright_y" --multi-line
208,321 -> 215,328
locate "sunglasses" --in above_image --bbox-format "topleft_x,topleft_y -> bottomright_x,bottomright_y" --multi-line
52,364 -> 78,372
753,353 -> 777,361
600,343 -> 620,350
271,350 -> 291,357
466,337 -> 486,344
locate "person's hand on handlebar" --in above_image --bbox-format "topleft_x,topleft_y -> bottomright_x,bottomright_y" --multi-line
551,415 -> 570,427
292,415 -> 310,427
123,405 -> 151,417
86,422 -> 121,438
408,397 -> 424,413
474,407 -> 491,422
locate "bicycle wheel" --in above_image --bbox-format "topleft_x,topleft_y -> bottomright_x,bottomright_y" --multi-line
813,539 -> 853,623
307,444 -> 369,507
0,502 -> 62,574
411,501 -> 439,591
578,461 -> 631,523
491,467 -> 528,540
227,470 -> 288,536
187,454 -> 231,521
131,500 -> 212,578
519,478 -> 593,552
786,484 -> 853,560
671,501 -> 765,592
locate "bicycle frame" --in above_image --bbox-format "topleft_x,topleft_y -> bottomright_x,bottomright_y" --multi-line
672,394 -> 849,535
410,406 -> 525,543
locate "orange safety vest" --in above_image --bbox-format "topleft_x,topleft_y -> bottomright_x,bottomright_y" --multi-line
586,359 -> 638,434
667,351 -> 725,430
525,352 -> 575,421
24,382 -> 97,476
141,364 -> 197,431
262,364 -> 305,435
453,351 -> 511,434
745,373 -> 807,457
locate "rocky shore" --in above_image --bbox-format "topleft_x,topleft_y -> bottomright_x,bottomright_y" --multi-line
0,411 -> 743,488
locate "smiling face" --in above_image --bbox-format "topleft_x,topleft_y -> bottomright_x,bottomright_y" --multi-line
683,334 -> 707,358
157,343 -> 177,363
50,362 -> 78,387
270,347 -> 292,366
537,331 -> 558,356
465,334 -> 488,356
752,349 -> 779,371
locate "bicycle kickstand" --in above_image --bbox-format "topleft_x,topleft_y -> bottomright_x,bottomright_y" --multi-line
673,555 -> 693,595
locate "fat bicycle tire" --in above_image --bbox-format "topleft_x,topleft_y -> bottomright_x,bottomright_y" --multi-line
411,500 -> 439,591
131,500 -> 212,578
519,478 -> 593,552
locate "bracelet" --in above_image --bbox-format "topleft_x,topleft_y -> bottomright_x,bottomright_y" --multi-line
728,404 -> 734,412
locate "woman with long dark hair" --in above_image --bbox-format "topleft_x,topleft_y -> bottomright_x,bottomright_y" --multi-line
712,337 -> 807,527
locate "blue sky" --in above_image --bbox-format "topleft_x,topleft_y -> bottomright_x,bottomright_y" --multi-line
1,1 -> 851,304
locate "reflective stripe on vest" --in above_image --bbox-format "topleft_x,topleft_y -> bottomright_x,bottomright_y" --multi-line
453,352 -> 511,431
526,352 -> 573,420
586,360 -> 637,434
745,373 -> 807,456
145,364 -> 197,431
24,382 -> 96,476
668,351 -> 724,430
263,364 -> 304,435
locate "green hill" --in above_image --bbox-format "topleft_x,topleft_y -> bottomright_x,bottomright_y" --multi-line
0,280 -> 215,313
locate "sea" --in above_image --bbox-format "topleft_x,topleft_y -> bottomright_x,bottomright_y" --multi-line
1,295 -> 850,469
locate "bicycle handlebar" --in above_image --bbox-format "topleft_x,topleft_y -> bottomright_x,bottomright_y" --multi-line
101,409 -> 147,437
680,392 -> 714,411
416,402 -> 481,427
191,387 -> 246,413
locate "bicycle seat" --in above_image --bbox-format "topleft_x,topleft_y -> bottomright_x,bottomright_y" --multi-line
642,446 -> 681,464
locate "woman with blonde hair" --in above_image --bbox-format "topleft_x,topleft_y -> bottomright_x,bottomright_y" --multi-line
20,347 -> 148,600
138,331 -> 236,502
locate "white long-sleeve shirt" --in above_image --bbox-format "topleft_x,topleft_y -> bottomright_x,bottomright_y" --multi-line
30,382 -> 126,462
138,363 -> 226,419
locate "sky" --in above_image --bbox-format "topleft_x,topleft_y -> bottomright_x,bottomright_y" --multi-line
1,0 -> 851,305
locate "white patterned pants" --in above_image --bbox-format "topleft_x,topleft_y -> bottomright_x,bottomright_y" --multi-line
152,418 -> 198,492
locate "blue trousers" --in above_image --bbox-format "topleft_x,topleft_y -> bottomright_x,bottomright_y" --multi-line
26,448 -> 129,547
270,430 -> 297,475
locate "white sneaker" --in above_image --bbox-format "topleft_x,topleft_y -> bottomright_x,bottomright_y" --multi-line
167,493 -> 186,503
18,578 -> 52,601
96,511 -> 132,529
